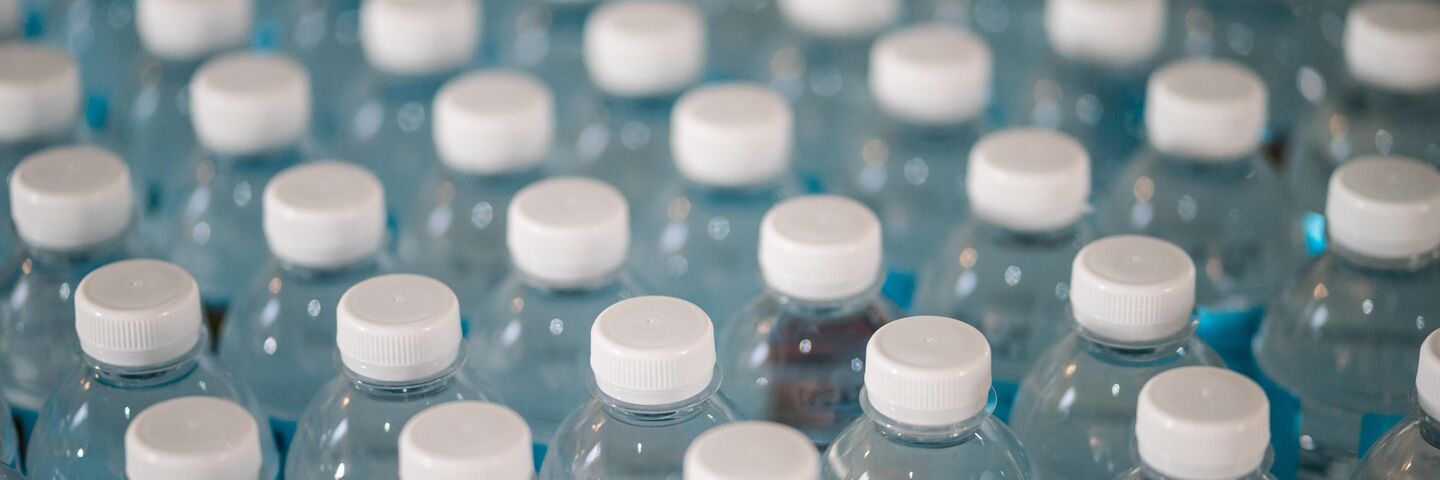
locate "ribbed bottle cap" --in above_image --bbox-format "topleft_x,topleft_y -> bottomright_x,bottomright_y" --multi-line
507,177 -> 629,288
1136,367 -> 1269,480
672,83 -> 793,187
0,0 -> 18,38
778,0 -> 900,38
870,24 -> 992,125
264,162 -> 385,269
10,146 -> 133,252
1070,235 -> 1195,343
967,128 -> 1090,232
136,0 -> 252,60
361,0 -> 479,76
759,195 -> 882,302
0,44 -> 79,143
591,296 -> 716,406
1145,59 -> 1267,161
584,0 -> 705,97
1326,155 -> 1440,260
1345,0 -> 1440,93
336,274 -> 463,382
433,71 -> 554,175
190,53 -> 311,155
1418,330 -> 1440,419
1046,0 -> 1166,66
684,422 -> 820,480
76,260 -> 203,368
125,397 -> 263,480
865,316 -> 991,426
399,401 -> 533,480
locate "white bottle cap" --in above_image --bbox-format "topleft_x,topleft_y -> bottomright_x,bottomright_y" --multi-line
263,162 -> 386,269
591,296 -> 716,406
870,24 -> 992,126
684,421 -> 820,480
1136,367 -> 1269,480
1418,330 -> 1440,419
778,0 -> 900,38
361,0 -> 479,76
136,0 -> 252,61
1071,235 -> 1196,343
336,274 -> 463,383
1145,59 -> 1267,161
865,316 -> 991,426
1345,1 -> 1440,93
433,71 -> 554,175
76,260 -> 203,368
584,0 -> 705,97
759,195 -> 882,302
190,53 -> 311,156
1046,0 -> 1166,67
0,0 -> 18,38
10,146 -> 133,252
125,396 -> 263,480
672,83 -> 793,188
0,44 -> 80,143
1325,156 -> 1440,260
399,401 -> 533,480
507,177 -> 629,288
967,128 -> 1090,232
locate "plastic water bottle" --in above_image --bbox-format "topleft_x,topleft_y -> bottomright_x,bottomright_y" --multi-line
1009,235 -> 1225,480
0,389 -> 16,469
837,24 -> 992,309
718,195 -> 897,447
0,146 -> 134,431
913,128 -> 1092,421
25,259 -> 280,479
31,0 -> 143,135
285,274 -> 492,480
699,0 -> 783,82
539,296 -> 741,479
218,161 -> 388,446
396,70 -> 554,315
630,83 -> 798,326
559,0 -> 706,208
0,44 -> 83,256
399,401 -> 534,480
1253,156 -> 1440,479
329,0 -> 477,214
469,177 -> 643,452
823,316 -> 1038,479
1353,329 -> 1440,479
684,421 -> 819,480
1118,367 -> 1275,480
165,53 -> 311,318
1095,59 -> 1288,377
493,0 -> 591,97
124,396 -> 266,480
1285,1 -> 1440,258
272,0 -> 362,147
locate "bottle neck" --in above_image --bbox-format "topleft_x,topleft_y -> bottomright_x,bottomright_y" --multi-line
207,142 -> 306,168
1419,410 -> 1440,449
591,368 -> 724,428
1133,464 -> 1273,480
19,231 -> 133,268
768,285 -> 884,319
516,267 -> 622,294
972,218 -> 1085,250
1328,241 -> 1440,273
1077,323 -> 1200,364
342,353 -> 466,399
860,388 -> 993,448
84,339 -> 205,389
279,253 -> 384,280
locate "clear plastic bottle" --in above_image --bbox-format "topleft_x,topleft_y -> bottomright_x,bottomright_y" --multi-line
0,390 -> 16,469
124,396 -> 267,480
836,24 -> 991,309
0,44 -> 83,257
1285,1 -> 1440,258
218,162 -> 388,447
399,401 -> 535,480
493,0 -> 591,106
913,128 -> 1093,420
31,0 -> 144,135
539,296 -> 742,479
165,53 -> 311,319
631,83 -> 798,327
685,421 -> 819,480
25,259 -> 281,479
468,177 -> 643,452
285,274 -> 493,480
1009,235 -> 1225,480
823,316 -> 1037,479
1117,367 -> 1276,480
698,0 -> 783,82
1095,59 -> 1288,378
1352,329 -> 1440,479
718,195 -> 898,448
270,0 -> 363,149
0,146 -> 135,432
1254,156 -> 1440,480
396,70 -> 554,316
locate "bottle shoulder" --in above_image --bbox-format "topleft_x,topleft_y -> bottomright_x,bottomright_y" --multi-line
721,293 -> 897,350
1356,417 -> 1440,479
1020,334 -> 1223,398
544,395 -> 742,478
825,415 -> 1037,480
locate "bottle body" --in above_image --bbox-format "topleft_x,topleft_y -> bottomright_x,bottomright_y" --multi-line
557,93 -> 679,209
1353,413 -> 1440,479
330,72 -> 449,215
117,55 -> 202,249
280,0 -> 365,153
823,393 -> 1037,480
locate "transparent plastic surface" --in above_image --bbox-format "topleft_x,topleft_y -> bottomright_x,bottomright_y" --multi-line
330,73 -> 449,215
1118,465 -> 1277,480
558,92 -> 680,210
116,55 -> 203,251
0,394 -> 15,469
34,0 -> 143,125
1353,413 -> 1440,479
696,0 -> 783,81
278,0 -> 365,153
